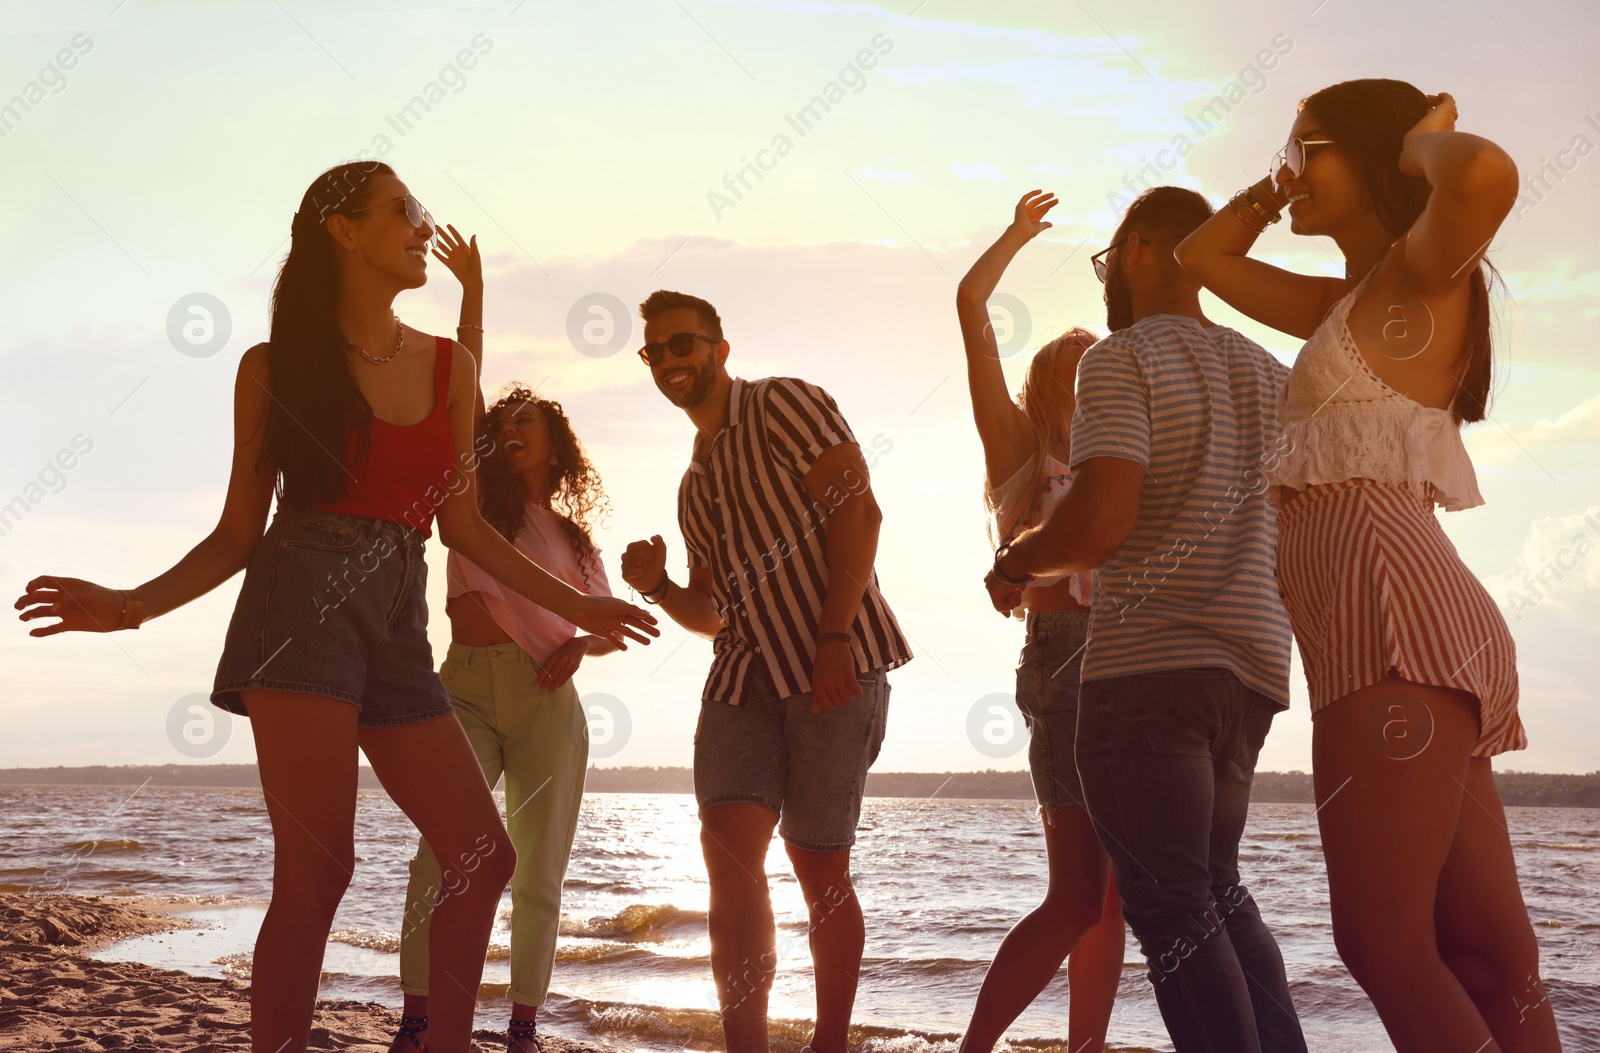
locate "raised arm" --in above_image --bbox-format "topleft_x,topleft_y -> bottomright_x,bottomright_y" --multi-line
618,536 -> 725,640
16,343 -> 279,635
434,345 -> 657,647
433,224 -> 486,421
955,191 -> 1055,488
1174,178 -> 1344,339
1395,94 -> 1517,293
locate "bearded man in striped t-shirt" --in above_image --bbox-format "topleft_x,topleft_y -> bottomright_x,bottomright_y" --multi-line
620,289 -> 912,1053
986,188 -> 1308,1053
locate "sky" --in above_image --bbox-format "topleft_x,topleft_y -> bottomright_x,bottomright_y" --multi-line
1,0 -> 1596,775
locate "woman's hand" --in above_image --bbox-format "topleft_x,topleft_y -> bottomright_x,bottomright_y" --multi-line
14,576 -> 127,636
432,224 -> 482,290
573,594 -> 659,649
1401,93 -> 1458,176
1009,189 -> 1057,241
536,636 -> 591,690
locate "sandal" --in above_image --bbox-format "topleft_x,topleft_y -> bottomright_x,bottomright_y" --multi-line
508,1018 -> 543,1051
395,1014 -> 428,1050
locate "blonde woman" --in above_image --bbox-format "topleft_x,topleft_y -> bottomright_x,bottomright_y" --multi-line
953,189 -> 1123,1053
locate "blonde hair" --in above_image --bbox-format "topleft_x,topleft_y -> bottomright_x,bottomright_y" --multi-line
984,327 -> 1098,534
1018,327 -> 1097,457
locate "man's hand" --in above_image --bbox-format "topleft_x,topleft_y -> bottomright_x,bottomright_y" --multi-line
983,567 -> 1025,615
620,535 -> 669,596
809,639 -> 862,714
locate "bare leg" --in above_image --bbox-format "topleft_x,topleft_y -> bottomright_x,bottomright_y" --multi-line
362,713 -> 517,1053
786,844 -> 863,1053
959,804 -> 1120,1053
243,691 -> 360,1053
1314,676 -> 1508,1052
1435,758 -> 1563,1052
702,803 -> 779,1053
1066,874 -> 1125,1053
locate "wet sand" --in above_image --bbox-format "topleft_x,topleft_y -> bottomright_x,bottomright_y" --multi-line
0,891 -> 613,1052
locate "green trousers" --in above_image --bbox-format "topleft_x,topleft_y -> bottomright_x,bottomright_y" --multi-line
398,642 -> 589,1006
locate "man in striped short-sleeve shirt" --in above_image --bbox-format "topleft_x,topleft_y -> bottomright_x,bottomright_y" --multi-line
989,188 -> 1307,1053
619,289 -> 910,1053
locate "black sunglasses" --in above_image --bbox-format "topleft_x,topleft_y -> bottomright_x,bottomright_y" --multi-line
344,194 -> 436,241
1091,234 -> 1144,283
638,331 -> 718,366
1272,137 -> 1335,182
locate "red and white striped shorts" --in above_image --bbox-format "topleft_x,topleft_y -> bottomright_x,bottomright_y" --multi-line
1276,478 -> 1526,757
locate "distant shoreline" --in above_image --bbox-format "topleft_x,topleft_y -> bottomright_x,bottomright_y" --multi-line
4,764 -> 1599,807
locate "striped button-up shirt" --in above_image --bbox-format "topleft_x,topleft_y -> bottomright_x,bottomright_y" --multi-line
677,375 -> 912,705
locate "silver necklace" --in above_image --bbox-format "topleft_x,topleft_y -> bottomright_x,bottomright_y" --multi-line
344,316 -> 404,365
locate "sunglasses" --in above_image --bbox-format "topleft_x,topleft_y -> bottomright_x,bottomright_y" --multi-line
1090,233 -> 1145,283
638,331 -> 718,366
343,193 -> 436,241
1272,137 -> 1335,182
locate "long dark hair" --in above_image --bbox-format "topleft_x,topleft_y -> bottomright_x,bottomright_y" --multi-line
1300,79 -> 1501,423
477,386 -> 609,591
259,161 -> 394,506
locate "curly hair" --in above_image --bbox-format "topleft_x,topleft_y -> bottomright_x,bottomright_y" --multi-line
476,385 -> 610,592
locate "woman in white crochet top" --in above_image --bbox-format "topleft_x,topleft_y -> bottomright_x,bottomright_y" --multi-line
1176,80 -> 1561,1053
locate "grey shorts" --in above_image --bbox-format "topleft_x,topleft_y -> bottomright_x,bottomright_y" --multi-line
692,666 -> 891,852
1015,609 -> 1091,813
211,508 -> 453,727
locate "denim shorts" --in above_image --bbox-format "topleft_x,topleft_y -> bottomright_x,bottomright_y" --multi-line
1015,609 -> 1090,813
211,508 -> 453,727
693,666 -> 890,852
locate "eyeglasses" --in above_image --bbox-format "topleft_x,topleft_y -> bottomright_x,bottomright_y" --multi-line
1273,137 -> 1335,182
1090,234 -> 1144,282
638,331 -> 718,366
343,194 -> 436,240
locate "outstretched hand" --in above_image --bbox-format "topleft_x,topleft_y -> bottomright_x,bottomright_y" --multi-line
432,224 -> 482,289
14,576 -> 125,636
1010,189 -> 1058,240
573,595 -> 659,650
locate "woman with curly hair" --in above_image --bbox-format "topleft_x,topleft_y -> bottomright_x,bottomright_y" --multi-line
389,230 -> 620,1053
1177,80 -> 1561,1051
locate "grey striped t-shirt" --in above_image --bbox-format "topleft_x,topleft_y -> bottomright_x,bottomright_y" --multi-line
1069,314 -> 1292,707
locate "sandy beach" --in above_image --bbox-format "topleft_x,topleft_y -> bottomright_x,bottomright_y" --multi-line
0,891 -> 613,1053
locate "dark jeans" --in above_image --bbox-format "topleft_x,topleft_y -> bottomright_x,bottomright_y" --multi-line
1075,667 -> 1308,1053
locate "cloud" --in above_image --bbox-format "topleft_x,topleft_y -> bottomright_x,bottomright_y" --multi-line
854,165 -> 918,183
950,161 -> 1006,182
1466,394 -> 1600,467
1483,505 -> 1600,622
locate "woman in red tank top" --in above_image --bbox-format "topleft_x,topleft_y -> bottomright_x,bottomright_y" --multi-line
15,162 -> 658,1053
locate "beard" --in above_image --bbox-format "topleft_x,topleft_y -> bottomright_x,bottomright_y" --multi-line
657,360 -> 718,408
1104,266 -> 1135,333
